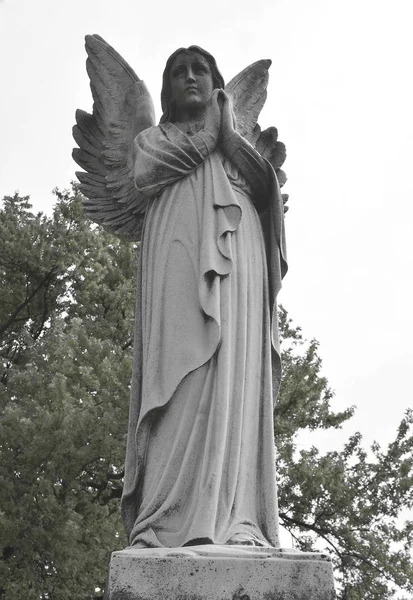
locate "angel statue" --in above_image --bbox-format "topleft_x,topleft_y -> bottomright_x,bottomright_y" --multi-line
73,35 -> 288,549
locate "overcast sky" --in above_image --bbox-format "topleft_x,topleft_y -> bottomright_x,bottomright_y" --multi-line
1,0 -> 412,457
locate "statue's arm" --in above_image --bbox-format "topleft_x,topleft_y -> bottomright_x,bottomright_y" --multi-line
223,131 -> 272,191
218,91 -> 276,210
133,124 -> 217,197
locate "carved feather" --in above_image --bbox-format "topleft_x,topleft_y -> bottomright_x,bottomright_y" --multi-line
76,172 -> 106,186
256,127 -> 286,171
276,169 -> 287,188
256,126 -> 278,156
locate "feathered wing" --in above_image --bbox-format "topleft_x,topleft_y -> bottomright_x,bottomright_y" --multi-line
225,59 -> 271,145
73,34 -> 156,240
225,60 -> 288,202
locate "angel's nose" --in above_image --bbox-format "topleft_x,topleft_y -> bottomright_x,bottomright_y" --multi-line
186,68 -> 196,83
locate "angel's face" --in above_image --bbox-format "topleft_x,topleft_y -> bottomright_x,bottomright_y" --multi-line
169,52 -> 214,121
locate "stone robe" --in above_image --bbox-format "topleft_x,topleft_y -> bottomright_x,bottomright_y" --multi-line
121,123 -> 287,548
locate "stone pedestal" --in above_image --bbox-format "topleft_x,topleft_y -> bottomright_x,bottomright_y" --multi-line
107,546 -> 336,600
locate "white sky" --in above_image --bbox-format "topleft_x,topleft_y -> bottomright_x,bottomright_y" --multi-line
1,0 -> 412,456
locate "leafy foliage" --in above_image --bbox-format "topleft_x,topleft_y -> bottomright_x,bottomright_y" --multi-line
0,189 -> 412,599
0,190 -> 134,599
276,310 -> 413,599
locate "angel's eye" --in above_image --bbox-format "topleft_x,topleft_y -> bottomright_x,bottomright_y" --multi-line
194,63 -> 208,75
172,67 -> 185,77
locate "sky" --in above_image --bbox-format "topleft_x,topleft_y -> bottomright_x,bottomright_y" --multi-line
0,0 -> 412,459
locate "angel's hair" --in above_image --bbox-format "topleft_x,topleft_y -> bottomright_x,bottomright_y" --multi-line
160,46 -> 225,124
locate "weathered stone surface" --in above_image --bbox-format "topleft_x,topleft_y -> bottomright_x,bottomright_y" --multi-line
75,37 -> 290,552
107,546 -> 336,600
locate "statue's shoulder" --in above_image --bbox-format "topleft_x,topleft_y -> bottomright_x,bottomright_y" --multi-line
135,123 -> 178,149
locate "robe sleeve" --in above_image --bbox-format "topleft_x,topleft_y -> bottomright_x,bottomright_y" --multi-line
134,124 -> 217,197
220,130 -> 272,211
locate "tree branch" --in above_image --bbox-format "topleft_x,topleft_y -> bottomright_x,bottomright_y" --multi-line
0,267 -> 57,338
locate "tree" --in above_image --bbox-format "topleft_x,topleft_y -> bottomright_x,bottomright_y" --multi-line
275,310 -> 413,599
0,188 -> 412,599
0,190 -> 133,599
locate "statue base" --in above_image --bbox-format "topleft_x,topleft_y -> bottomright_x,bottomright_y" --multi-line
107,545 -> 336,600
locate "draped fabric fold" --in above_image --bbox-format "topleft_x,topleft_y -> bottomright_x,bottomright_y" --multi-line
121,123 -> 287,548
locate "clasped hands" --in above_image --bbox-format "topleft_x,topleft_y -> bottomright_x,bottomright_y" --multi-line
204,89 -> 238,155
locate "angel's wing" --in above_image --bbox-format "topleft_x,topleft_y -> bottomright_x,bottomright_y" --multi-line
256,125 -> 288,209
225,59 -> 271,145
225,60 -> 288,201
72,34 -> 156,240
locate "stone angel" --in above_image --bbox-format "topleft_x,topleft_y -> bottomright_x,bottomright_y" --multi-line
73,35 -> 288,549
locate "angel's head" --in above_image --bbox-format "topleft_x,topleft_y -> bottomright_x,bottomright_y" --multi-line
160,46 -> 225,124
